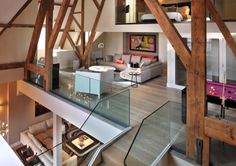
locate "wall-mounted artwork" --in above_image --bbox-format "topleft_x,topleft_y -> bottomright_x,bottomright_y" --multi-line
130,34 -> 156,52
35,102 -> 50,117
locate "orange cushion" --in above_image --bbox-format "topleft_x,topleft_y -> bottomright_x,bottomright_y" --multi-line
115,59 -> 124,64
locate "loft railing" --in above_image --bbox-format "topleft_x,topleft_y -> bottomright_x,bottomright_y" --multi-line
124,101 -> 186,166
34,87 -> 130,166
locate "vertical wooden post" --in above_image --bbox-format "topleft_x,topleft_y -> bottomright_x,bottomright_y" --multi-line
187,0 -> 209,165
80,0 -> 85,57
45,0 -> 54,91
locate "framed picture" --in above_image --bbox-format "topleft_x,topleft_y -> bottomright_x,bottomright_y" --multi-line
130,34 -> 156,52
35,102 -> 50,117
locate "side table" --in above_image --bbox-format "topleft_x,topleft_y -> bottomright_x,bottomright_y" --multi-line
129,71 -> 141,87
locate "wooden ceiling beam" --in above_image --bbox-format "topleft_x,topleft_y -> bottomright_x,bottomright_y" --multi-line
25,63 -> 45,76
0,62 -> 25,70
206,0 -> 236,57
205,116 -> 236,146
144,0 -> 191,69
59,0 -> 78,48
0,0 -> 33,36
0,23 -> 34,28
83,0 -> 105,65
48,0 -> 71,49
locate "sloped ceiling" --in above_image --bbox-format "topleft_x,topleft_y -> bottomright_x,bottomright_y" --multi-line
0,0 -> 28,23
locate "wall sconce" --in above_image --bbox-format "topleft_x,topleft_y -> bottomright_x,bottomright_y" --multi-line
0,121 -> 8,137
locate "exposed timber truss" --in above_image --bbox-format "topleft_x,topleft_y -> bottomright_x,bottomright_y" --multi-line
60,0 -> 106,66
144,0 -> 236,165
24,0 -> 70,91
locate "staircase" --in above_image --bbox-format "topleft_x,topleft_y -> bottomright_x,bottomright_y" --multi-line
98,101 -> 185,166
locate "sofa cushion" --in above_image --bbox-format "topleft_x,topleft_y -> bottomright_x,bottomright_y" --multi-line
41,137 -> 53,150
35,132 -> 49,142
113,54 -> 122,62
121,54 -> 131,64
38,155 -> 53,166
40,147 -> 53,163
131,56 -> 141,64
27,140 -> 42,155
115,59 -> 124,64
29,121 -> 47,134
45,128 -> 53,138
28,132 -> 43,149
46,118 -> 53,128
140,57 -> 152,66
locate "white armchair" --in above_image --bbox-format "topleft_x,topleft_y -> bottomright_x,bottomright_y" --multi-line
74,70 -> 113,98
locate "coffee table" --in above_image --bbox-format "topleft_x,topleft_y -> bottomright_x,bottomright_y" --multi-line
16,145 -> 43,166
88,65 -> 116,72
65,132 -> 100,157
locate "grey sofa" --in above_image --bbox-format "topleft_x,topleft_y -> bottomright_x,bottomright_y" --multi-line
97,54 -> 163,83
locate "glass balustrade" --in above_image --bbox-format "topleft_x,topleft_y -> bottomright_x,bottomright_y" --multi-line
124,101 -> 185,166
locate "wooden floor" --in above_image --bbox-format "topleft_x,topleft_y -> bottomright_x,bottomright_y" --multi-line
99,69 -> 183,165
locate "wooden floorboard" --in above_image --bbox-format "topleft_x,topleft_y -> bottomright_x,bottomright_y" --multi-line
100,69 -> 182,165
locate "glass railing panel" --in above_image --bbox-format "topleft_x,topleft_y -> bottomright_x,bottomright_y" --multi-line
29,71 -> 44,88
125,101 -> 185,166
83,89 -> 130,129
51,68 -> 129,111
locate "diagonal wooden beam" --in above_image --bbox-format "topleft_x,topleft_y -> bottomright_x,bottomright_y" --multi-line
66,32 -> 82,59
83,0 -> 105,65
144,0 -> 191,69
93,0 -> 100,9
73,15 -> 82,30
48,0 -> 71,49
206,0 -> 236,57
0,0 -> 33,36
25,0 -> 48,64
0,62 -> 25,70
59,0 -> 78,48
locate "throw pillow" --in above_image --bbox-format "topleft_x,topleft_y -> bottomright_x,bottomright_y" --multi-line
121,54 -> 131,64
131,56 -> 141,64
28,132 -> 43,149
115,59 -> 124,64
29,121 -> 47,134
177,6 -> 190,19
46,118 -> 53,128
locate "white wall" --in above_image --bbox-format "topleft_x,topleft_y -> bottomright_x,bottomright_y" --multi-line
104,32 -> 123,55
8,82 -> 52,145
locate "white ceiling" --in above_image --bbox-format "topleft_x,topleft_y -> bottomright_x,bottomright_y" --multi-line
0,0 -> 27,23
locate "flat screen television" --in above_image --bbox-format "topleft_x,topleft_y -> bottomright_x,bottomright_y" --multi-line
130,34 -> 156,52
